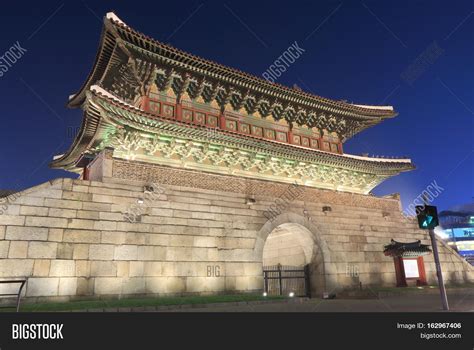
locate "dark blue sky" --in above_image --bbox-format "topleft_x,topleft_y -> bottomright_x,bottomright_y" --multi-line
0,0 -> 472,212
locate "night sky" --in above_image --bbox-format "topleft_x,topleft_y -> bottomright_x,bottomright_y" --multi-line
0,0 -> 472,212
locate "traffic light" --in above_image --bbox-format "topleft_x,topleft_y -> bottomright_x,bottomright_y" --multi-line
415,205 -> 439,229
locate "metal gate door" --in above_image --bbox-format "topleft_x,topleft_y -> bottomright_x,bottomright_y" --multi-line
263,264 -> 311,298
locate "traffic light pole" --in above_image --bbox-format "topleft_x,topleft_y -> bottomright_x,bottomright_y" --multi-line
428,228 -> 449,310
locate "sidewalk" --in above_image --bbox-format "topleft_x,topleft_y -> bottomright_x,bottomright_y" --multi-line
166,293 -> 474,312
71,297 -> 306,312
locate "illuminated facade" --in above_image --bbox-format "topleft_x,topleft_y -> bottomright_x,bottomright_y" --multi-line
52,13 -> 415,194
0,13 -> 472,301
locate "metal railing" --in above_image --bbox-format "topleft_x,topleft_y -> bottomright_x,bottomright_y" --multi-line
263,264 -> 311,298
0,279 -> 27,312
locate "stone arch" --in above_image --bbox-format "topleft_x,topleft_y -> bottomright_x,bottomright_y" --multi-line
262,223 -> 315,266
254,212 -> 333,295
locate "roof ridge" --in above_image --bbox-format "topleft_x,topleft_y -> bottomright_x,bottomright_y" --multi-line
104,12 -> 396,117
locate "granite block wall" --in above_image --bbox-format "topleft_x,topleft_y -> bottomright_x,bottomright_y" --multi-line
0,151 -> 472,302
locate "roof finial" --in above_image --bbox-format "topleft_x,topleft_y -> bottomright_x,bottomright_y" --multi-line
106,12 -> 127,27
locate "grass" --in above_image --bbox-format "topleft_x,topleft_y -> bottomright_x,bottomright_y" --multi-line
370,286 -> 437,293
9,294 -> 286,312
370,283 -> 474,293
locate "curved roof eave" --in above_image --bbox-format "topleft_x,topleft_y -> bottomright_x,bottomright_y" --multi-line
84,86 -> 415,171
67,18 -> 118,109
66,12 -> 397,120
50,98 -> 104,169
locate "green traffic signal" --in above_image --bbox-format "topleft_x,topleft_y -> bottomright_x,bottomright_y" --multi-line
422,215 -> 433,228
415,205 -> 439,230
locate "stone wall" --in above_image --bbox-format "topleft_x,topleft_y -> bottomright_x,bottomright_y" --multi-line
0,152 -> 472,302
262,227 -> 307,267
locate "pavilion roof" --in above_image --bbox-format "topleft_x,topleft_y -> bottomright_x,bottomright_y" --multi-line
67,12 -> 397,140
52,85 -> 414,178
383,239 -> 432,258
54,12 -> 416,194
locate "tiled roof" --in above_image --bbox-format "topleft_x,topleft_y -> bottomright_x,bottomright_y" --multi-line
68,12 -> 397,121
384,239 -> 432,257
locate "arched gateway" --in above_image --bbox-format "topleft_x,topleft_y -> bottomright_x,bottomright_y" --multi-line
255,213 -> 330,296
0,12 -> 473,302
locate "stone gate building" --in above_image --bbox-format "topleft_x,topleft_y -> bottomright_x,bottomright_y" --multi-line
0,13 -> 472,302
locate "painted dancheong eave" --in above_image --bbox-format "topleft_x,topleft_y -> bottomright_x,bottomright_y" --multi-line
52,85 -> 414,194
53,12 -> 415,195
67,12 -> 396,134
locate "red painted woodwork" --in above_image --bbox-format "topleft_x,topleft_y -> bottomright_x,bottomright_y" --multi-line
143,96 -> 342,154
416,256 -> 428,286
338,142 -> 344,154
139,95 -> 150,112
393,257 -> 407,287
287,129 -> 293,145
219,113 -> 226,130
83,166 -> 90,180
393,256 -> 427,287
175,101 -> 182,122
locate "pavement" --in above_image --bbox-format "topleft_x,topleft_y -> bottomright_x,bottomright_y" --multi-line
163,292 -> 474,312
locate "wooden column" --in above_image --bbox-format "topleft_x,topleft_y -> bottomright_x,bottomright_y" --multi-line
83,166 -> 90,180
175,100 -> 182,122
139,95 -> 150,112
416,256 -> 428,286
288,123 -> 294,145
219,111 -> 226,130
393,257 -> 407,287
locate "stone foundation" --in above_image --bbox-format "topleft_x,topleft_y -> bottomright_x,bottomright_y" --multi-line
0,151 -> 472,302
